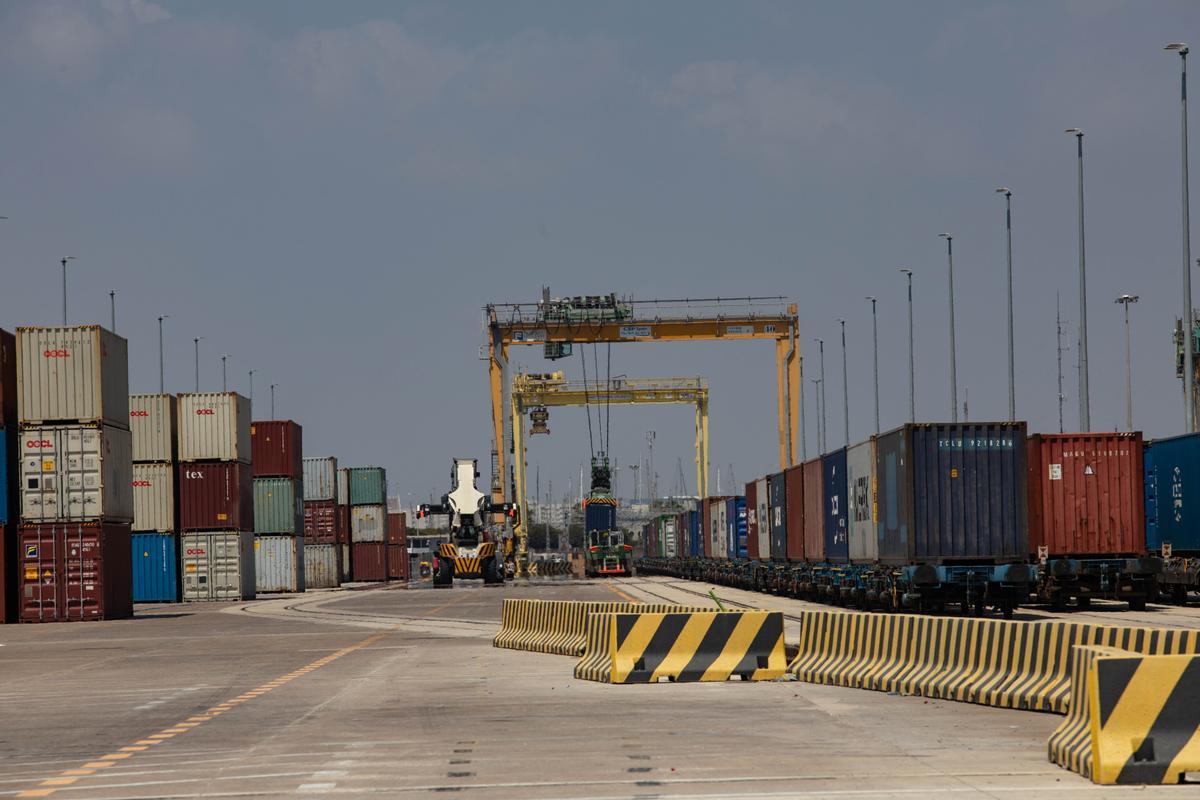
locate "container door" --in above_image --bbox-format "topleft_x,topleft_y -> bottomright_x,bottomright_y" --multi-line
847,440 -> 878,562
823,450 -> 849,563
756,478 -> 769,558
875,428 -> 912,564
769,473 -> 787,560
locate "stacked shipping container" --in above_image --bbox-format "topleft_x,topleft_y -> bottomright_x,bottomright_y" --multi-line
16,326 -> 133,622
178,392 -> 255,601
251,420 -> 305,593
129,394 -> 179,602
303,456 -> 341,588
387,511 -> 408,581
347,466 -> 388,581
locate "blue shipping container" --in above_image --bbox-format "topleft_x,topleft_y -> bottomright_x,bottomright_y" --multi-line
132,532 -> 179,603
688,509 -> 702,557
724,497 -> 747,558
584,499 -> 617,533
823,449 -> 849,563
0,428 -> 9,524
735,497 -> 747,557
1145,432 -> 1200,553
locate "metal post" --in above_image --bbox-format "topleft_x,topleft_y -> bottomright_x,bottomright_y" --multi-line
221,355 -> 229,392
270,384 -> 277,418
838,319 -> 849,446
938,235 -> 958,422
193,337 -> 202,392
1168,44 -> 1195,431
816,339 -> 826,453
866,297 -> 879,434
997,188 -> 1015,421
1065,128 -> 1091,431
1116,294 -> 1139,431
60,257 -> 76,325
157,315 -> 167,393
899,269 -> 914,422
109,291 -> 116,332
249,370 -> 255,407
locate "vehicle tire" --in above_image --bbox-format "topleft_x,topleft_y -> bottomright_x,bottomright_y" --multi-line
482,558 -> 504,585
434,558 -> 453,587
1076,596 -> 1092,610
1001,602 -> 1014,620
1050,592 -> 1067,612
1128,596 -> 1147,612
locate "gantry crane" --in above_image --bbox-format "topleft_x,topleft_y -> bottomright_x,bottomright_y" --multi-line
510,372 -> 710,567
485,290 -> 800,576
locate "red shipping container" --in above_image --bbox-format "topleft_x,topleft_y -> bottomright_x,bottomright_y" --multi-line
387,543 -> 408,579
386,512 -> 407,545
802,457 -> 825,562
250,420 -> 303,479
352,542 -> 388,582
1028,432 -> 1146,557
336,504 -> 350,544
304,499 -> 337,544
1,523 -> 15,623
745,482 -> 759,559
785,464 -> 805,561
18,523 -> 132,622
179,462 -> 253,531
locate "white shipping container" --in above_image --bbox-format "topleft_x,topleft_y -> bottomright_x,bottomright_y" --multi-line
181,531 -> 255,601
20,424 -> 133,522
341,543 -> 350,581
132,462 -> 175,532
177,392 -> 251,463
17,326 -> 129,428
129,394 -> 177,462
336,467 -> 349,505
756,478 -> 769,558
715,500 -> 728,559
847,438 -> 877,563
351,504 -> 385,542
303,456 -> 338,501
254,535 -> 306,593
304,543 -> 340,588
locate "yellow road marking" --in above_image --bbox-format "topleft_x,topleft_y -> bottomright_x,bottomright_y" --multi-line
61,770 -> 93,777
38,779 -> 77,786
119,746 -> 148,752
99,753 -> 133,760
82,762 -> 114,769
604,582 -> 640,603
16,789 -> 55,797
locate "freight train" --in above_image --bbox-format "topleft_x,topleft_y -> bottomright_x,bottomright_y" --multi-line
639,423 -> 1200,617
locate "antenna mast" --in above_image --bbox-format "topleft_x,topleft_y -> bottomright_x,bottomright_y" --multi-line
1056,293 -> 1066,434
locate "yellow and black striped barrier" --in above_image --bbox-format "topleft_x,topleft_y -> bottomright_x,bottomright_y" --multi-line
1049,647 -> 1200,784
574,610 -> 787,684
788,609 -> 1200,713
493,599 -> 712,657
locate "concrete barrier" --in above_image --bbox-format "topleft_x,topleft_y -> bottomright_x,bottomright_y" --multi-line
574,610 -> 787,684
1049,646 -> 1200,784
492,599 -> 712,657
788,608 -> 1200,713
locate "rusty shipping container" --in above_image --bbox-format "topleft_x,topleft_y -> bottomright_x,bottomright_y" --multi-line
351,504 -> 386,543
18,523 -> 132,622
20,424 -> 133,523
387,544 -> 408,580
386,512 -> 407,545
351,542 -> 388,582
303,456 -> 338,501
128,394 -> 177,463
1,523 -> 15,623
254,535 -> 305,593
337,504 -> 350,544
177,392 -> 251,463
304,543 -> 340,588
251,420 -> 303,479
16,326 -> 129,428
252,478 -> 303,535
745,481 -> 759,559
785,464 -> 804,561
801,457 -> 824,562
304,499 -> 337,544
1,329 -> 16,428
1028,432 -> 1145,557
178,462 -> 253,531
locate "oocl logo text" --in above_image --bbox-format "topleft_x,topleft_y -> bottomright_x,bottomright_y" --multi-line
195,408 -> 215,415
42,349 -> 70,358
25,440 -> 52,448
131,480 -> 152,488
186,548 -> 206,555
130,410 -> 149,417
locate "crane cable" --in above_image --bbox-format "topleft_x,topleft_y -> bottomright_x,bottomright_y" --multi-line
579,345 -> 595,459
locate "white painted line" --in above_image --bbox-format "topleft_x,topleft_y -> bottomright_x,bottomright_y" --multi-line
297,783 -> 337,792
312,771 -> 347,778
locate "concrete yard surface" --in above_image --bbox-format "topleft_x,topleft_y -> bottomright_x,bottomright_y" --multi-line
0,579 -> 1192,799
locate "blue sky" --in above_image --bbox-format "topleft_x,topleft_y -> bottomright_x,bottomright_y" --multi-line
3,1 -> 1199,504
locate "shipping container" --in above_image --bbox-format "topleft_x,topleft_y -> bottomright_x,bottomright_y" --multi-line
178,462 -> 253,531
131,532 -> 179,602
251,420 -> 303,479
1,522 -> 13,623
847,438 -> 877,562
822,448 -> 849,563
132,462 -> 176,533
1,329 -> 17,429
181,531 -> 255,601
253,477 -> 303,535
348,467 -> 387,506
0,430 -> 10,525
341,543 -> 351,580
745,481 -> 759,559
18,523 -> 132,622
351,504 -> 386,542
661,515 -> 678,557
801,458 -> 824,562
337,468 -> 350,505
755,478 -> 769,559
20,424 -> 133,523
726,497 -> 747,558
128,394 -> 176,463
388,543 -> 408,580
303,499 -> 337,544
16,326 -> 129,428
784,465 -> 804,562
1146,432 -> 1200,553
177,392 -> 251,463
337,503 -> 350,544
303,456 -> 338,501
714,498 -> 728,559
875,423 -> 1028,564
304,543 -> 340,588
254,535 -> 305,593
687,508 -> 701,557
386,512 -> 407,545
1028,432 -> 1145,557
768,472 -> 786,560
351,542 -> 388,581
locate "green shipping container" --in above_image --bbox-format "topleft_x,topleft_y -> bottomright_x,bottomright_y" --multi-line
253,478 -> 303,535
348,467 -> 387,506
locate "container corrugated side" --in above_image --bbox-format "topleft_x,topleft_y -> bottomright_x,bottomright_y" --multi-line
181,531 -> 255,601
1145,432 -> 1200,554
755,478 -> 769,559
1028,432 -> 1145,557
16,326 -> 129,428
132,463 -> 176,532
822,449 -> 849,563
351,542 -> 388,581
337,468 -> 350,505
744,481 -> 759,559
875,426 -> 912,564
350,504 -> 386,542
254,535 -> 305,593
20,424 -> 133,523
18,522 -> 132,622
131,532 -> 179,602
304,543 -> 340,588
303,499 -> 337,544
303,457 -> 338,501
348,467 -> 387,506
784,465 -> 804,561
129,394 -> 176,462
768,472 -> 787,560
847,438 -> 877,562
1,329 -> 16,429
253,478 -> 303,535
177,392 -> 251,463
801,458 -> 823,561
178,462 -> 253,531
251,420 -> 303,479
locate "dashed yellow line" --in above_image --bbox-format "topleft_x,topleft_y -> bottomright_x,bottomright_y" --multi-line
17,631 -> 388,798
604,581 -> 641,603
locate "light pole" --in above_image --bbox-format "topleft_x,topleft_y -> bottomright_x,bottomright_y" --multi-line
815,338 -> 827,453
248,369 -> 255,406
938,234 -> 958,422
221,354 -> 230,392
1115,294 -> 1139,431
109,291 -> 116,332
838,319 -> 849,447
1065,127 -> 1091,431
996,187 -> 1016,421
899,269 -> 915,422
157,315 -> 169,393
1167,43 -> 1195,431
60,257 -> 77,325
270,383 -> 277,418
193,337 -> 204,392
866,296 -> 880,434
811,378 -> 823,454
